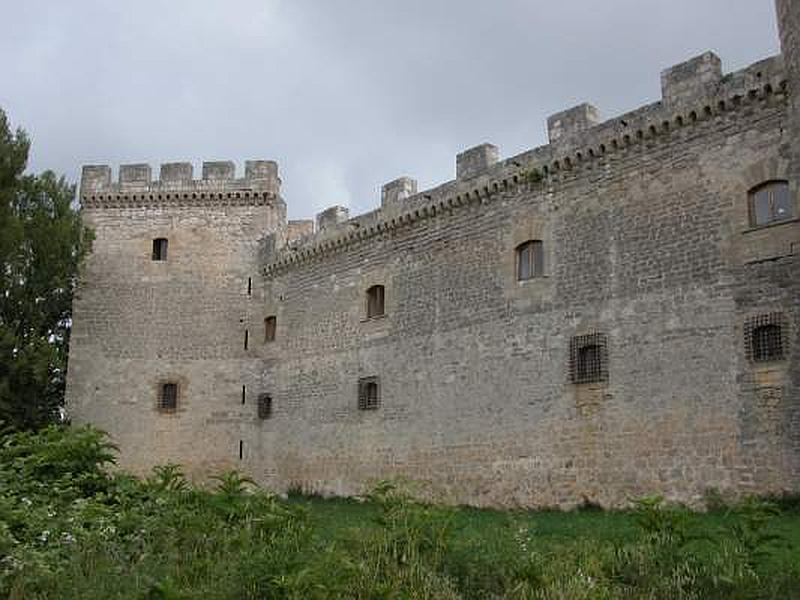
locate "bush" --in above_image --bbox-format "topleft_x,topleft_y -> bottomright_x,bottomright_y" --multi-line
1,426 -> 798,598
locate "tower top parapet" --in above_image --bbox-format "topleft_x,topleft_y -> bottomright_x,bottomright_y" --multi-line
80,160 -> 281,208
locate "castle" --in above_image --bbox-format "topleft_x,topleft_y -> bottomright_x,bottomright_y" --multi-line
66,1 -> 800,508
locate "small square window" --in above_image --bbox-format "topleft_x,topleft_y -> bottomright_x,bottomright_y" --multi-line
152,238 -> 168,261
745,313 -> 785,363
358,377 -> 380,410
749,181 -> 792,227
569,333 -> 609,384
159,383 -> 178,412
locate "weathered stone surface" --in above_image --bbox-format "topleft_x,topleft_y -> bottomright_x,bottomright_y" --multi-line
547,103 -> 600,143
66,4 -> 800,509
316,206 -> 350,231
456,143 -> 498,180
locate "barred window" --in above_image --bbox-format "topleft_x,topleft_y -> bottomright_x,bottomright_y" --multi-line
358,377 -> 380,410
569,333 -> 609,384
745,313 -> 785,362
516,240 -> 544,281
159,383 -> 178,412
264,316 -> 276,343
257,394 -> 272,419
366,285 -> 385,319
750,181 -> 792,226
152,238 -> 168,261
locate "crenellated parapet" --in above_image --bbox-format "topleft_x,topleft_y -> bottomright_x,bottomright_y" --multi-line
265,52 -> 788,275
80,160 -> 282,209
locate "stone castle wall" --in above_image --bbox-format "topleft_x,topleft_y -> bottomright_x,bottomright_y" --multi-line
66,2 -> 800,507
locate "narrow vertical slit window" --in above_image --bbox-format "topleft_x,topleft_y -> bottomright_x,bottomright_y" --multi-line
238,440 -> 243,460
241,385 -> 246,405
244,329 -> 249,350
247,277 -> 252,296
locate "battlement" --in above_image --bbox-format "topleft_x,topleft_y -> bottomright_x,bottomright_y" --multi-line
80,160 -> 281,208
267,51 -> 787,274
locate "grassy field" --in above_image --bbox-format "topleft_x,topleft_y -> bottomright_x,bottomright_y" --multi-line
2,426 -> 799,599
296,492 -> 800,553
293,493 -> 800,587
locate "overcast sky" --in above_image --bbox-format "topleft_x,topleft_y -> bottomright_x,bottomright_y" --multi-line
1,1 -> 780,219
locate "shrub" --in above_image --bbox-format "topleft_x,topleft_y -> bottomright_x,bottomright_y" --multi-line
1,426 -> 799,598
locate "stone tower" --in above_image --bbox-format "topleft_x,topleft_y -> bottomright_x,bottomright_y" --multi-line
66,161 -> 285,476
775,0 -> 800,488
777,0 -> 800,179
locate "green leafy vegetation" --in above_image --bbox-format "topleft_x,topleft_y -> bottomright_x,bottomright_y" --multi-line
521,168 -> 543,185
1,426 -> 798,598
0,108 -> 93,430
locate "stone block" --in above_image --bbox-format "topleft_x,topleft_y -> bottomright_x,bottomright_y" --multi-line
456,143 -> 498,180
202,161 -> 236,181
160,162 -> 194,182
316,206 -> 350,230
119,163 -> 152,185
547,103 -> 600,143
661,52 -> 722,105
381,177 -> 418,207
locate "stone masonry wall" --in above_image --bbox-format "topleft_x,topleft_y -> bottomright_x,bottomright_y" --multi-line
67,4 -> 800,508
250,54 -> 799,508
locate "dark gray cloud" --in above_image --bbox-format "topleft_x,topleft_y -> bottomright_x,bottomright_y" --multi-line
1,1 -> 779,218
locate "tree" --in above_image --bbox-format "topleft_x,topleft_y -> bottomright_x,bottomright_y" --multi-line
0,108 -> 92,430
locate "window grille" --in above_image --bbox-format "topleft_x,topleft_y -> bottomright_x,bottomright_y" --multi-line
366,285 -> 385,318
516,240 -> 544,281
749,181 -> 792,226
569,333 -> 609,384
160,383 -> 178,411
152,238 -> 168,261
257,394 -> 272,419
745,313 -> 785,362
358,377 -> 380,410
264,316 -> 276,343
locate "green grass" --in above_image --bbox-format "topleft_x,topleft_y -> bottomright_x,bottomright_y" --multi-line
2,425 -> 800,599
292,493 -> 800,565
294,494 -> 640,546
